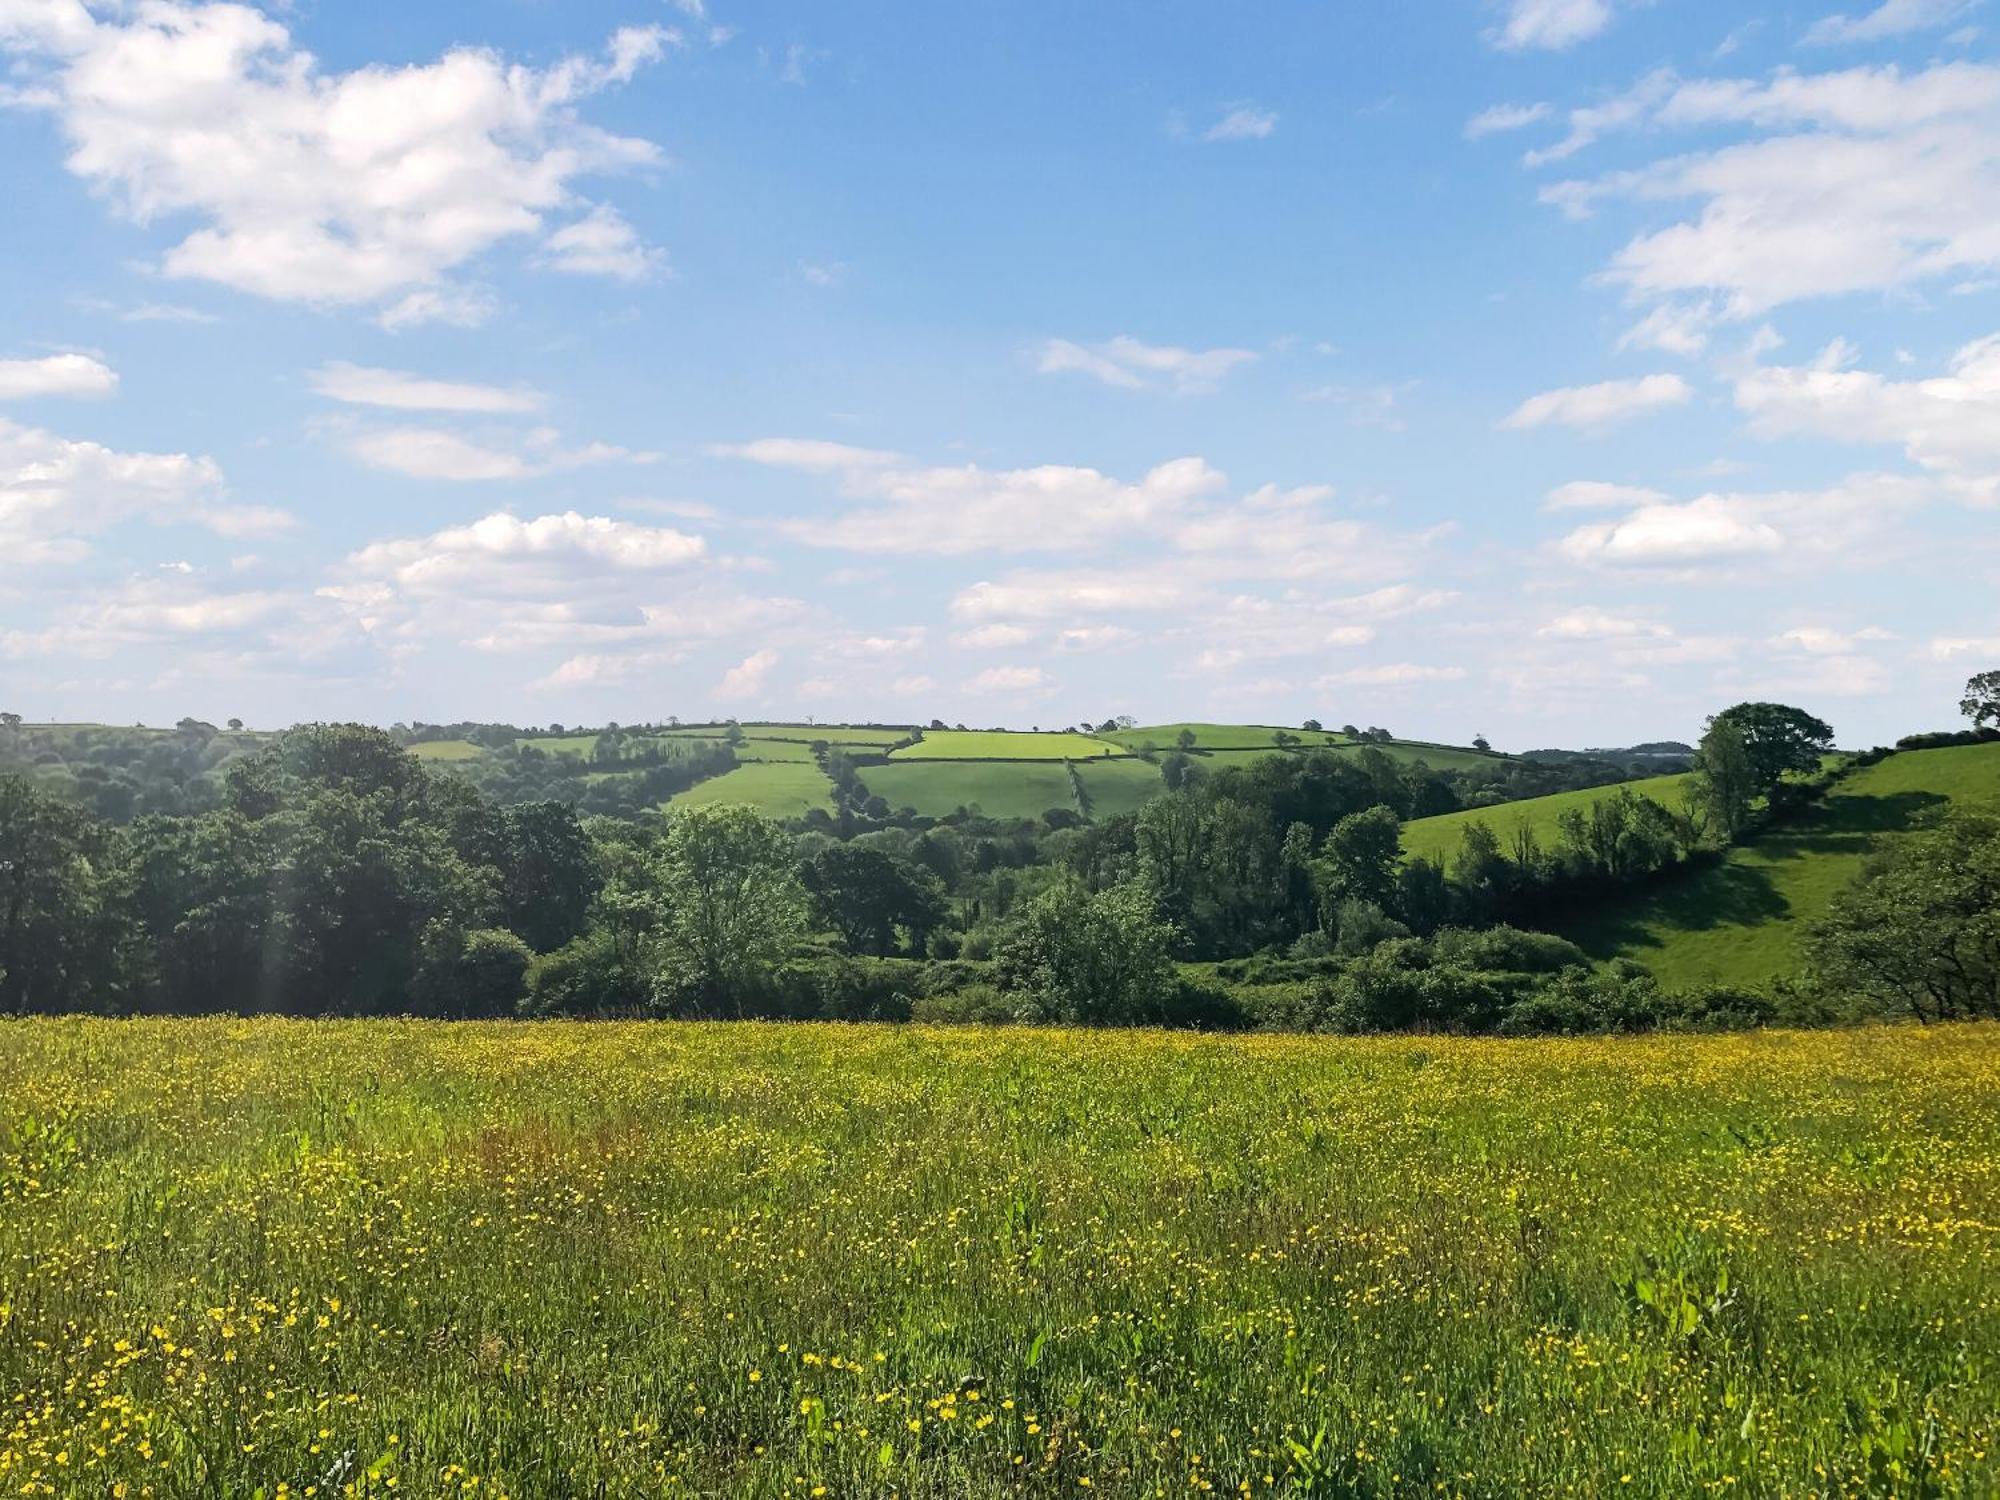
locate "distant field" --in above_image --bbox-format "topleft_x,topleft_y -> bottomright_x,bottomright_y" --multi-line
1188,741 -> 1504,773
668,760 -> 835,817
3,1018 -> 1994,1499
861,760 -> 1079,819
1108,722 -> 1348,751
1571,742 -> 2000,989
406,739 -> 486,762
891,730 -> 1119,760
529,734 -> 601,757
663,723 -> 910,746
1402,772 -> 1697,864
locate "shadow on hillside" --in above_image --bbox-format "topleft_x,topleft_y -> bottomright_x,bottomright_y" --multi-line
1562,788 -> 1948,959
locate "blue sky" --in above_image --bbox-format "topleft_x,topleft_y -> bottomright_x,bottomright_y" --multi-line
2,0 -> 1997,748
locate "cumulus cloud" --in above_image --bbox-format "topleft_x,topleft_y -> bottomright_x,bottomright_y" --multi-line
1734,334 -> 2000,502
1539,61 -> 2000,316
347,512 -> 706,596
710,437 -> 903,471
1036,335 -> 1258,394
1538,606 -> 1673,639
0,414 -> 283,563
537,205 -> 665,282
0,4 -> 670,312
0,352 -> 117,400
1317,663 -> 1468,688
715,647 -> 778,700
1556,496 -> 1785,566
1501,374 -> 1693,430
309,363 -> 542,414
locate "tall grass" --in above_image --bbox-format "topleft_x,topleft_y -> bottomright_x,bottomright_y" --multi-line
2,1019 -> 1995,1497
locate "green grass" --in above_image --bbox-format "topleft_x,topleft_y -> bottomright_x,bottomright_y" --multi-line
2,1018 -> 1994,1498
860,760 -> 1079,819
1570,742 -> 2000,989
890,730 -> 1119,760
663,723 -> 911,746
405,739 -> 486,762
1072,757 -> 1167,818
529,734 -> 602,757
1401,772 -> 1697,864
1108,722 -> 1349,751
668,761 -> 835,817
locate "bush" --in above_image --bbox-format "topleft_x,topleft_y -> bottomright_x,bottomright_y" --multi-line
911,985 -> 1021,1025
1429,925 -> 1588,975
995,877 -> 1178,1025
523,929 -> 643,1017
1497,965 -> 1668,1036
416,927 -> 532,1019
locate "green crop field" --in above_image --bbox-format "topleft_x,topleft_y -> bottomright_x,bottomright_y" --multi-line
406,739 -> 486,762
861,760 -> 1079,820
1571,742 -> 2000,989
663,723 -> 911,746
1,1018 -> 1994,1499
667,760 -> 835,817
1401,772 -> 1697,864
891,730 -> 1119,760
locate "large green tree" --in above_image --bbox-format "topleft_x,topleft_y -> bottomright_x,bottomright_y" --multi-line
652,804 -> 807,1012
995,876 -> 1177,1025
1694,717 -> 1757,840
1706,702 -> 1835,794
1962,669 -> 2000,730
800,843 -> 946,957
0,776 -> 134,1013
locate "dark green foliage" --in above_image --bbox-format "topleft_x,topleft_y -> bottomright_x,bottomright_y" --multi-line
1807,805 -> 2000,1022
1961,669 -> 2000,729
995,876 -> 1178,1024
1707,702 -> 1835,794
0,776 -> 135,1014
416,928 -> 532,1018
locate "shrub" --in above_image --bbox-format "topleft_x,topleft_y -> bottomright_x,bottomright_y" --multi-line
995,877 -> 1178,1025
416,927 -> 532,1019
1429,925 -> 1588,975
523,929 -> 643,1017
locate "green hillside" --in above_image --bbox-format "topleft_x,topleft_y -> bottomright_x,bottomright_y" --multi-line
1568,743 -> 2000,989
859,760 -> 1080,820
892,729 -> 1118,760
668,761 -> 835,817
1402,772 -> 1697,864
1108,722 -> 1352,751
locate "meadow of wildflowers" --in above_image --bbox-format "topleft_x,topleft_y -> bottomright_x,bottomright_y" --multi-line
1,1018 -> 1995,1498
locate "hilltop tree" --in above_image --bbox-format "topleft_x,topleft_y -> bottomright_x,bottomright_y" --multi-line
1694,717 -> 1758,840
1707,702 -> 1834,794
1962,669 -> 2000,729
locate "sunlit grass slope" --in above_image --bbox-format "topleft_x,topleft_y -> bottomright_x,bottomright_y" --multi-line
1401,772 -> 1697,864
861,760 -> 1078,819
890,730 -> 1119,760
1,1019 -> 1994,1498
666,760 -> 835,817
1569,742 -> 2000,989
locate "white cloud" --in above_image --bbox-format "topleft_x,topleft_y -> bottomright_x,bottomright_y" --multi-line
1036,335 -> 1258,394
0,352 -> 117,400
1543,479 -> 1673,509
344,426 -> 655,482
1772,625 -> 1895,653
1317,663 -> 1468,688
0,5 -> 669,311
970,665 -> 1052,693
1931,635 -> 2000,659
1466,101 -> 1552,139
1556,496 -> 1785,566
309,363 -> 541,414
711,437 -> 903,471
1538,606 -> 1672,639
1202,105 -> 1277,142
538,205 -> 665,282
0,414 -> 281,562
1501,374 -> 1693,430
953,623 -> 1034,650
349,512 -> 706,595
1734,334 -> 2000,501
1805,0 -> 1975,46
1619,302 -> 1718,357
715,647 -> 778,700
535,649 -> 685,689
1493,0 -> 1620,51
1541,62 -> 2000,315
374,287 -> 497,333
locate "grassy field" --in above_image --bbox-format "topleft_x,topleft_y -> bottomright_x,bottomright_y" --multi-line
861,760 -> 1078,820
1072,757 -> 1168,818
663,724 -> 911,747
1401,772 -> 1698,864
1107,722 -> 1351,751
406,739 -> 486,762
1574,742 -> 2000,989
1,1019 -> 1994,1498
891,731 -> 1119,761
667,761 -> 835,817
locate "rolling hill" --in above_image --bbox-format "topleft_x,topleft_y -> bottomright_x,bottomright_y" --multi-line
1566,742 -> 2000,989
1401,772 -> 1698,864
